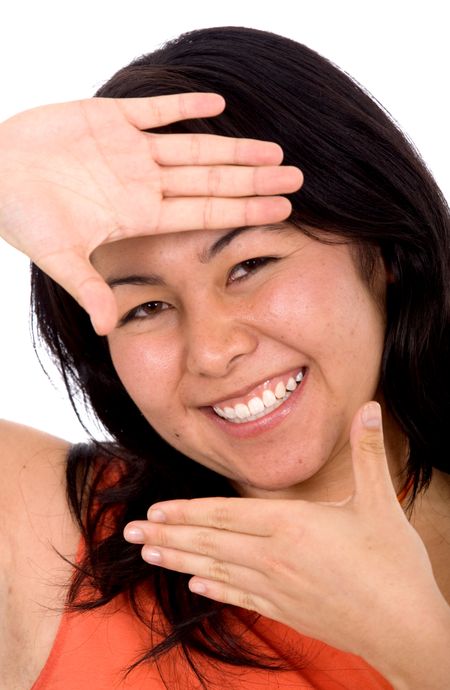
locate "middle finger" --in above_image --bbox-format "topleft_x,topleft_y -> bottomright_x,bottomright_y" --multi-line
148,132 -> 286,166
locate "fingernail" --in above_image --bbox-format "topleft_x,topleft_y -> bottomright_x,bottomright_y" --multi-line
190,581 -> 207,594
362,402 -> 382,429
143,547 -> 162,564
148,509 -> 167,523
124,526 -> 145,543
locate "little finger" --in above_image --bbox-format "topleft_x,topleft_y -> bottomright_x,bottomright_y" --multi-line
157,195 -> 292,232
188,577 -> 271,618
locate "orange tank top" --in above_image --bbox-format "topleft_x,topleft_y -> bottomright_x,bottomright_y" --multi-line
31,534 -> 393,690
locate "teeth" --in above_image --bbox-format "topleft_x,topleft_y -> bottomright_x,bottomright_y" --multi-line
235,403 -> 250,419
212,368 -> 305,423
286,376 -> 297,391
262,389 -> 276,407
248,396 -> 265,415
274,381 -> 286,399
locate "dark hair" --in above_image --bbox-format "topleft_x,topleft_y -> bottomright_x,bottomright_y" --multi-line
31,26 -> 450,688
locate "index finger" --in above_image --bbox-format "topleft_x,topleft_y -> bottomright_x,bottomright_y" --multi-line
147,497 -> 276,536
109,92 -> 228,129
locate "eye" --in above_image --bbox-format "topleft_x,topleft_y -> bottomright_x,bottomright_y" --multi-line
227,256 -> 278,284
120,301 -> 171,325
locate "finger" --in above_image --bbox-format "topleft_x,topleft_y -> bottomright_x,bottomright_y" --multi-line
188,577 -> 268,616
35,249 -> 118,334
157,196 -> 292,233
109,92 -> 226,129
350,401 -> 398,506
161,165 -> 303,198
140,543 -> 260,591
148,132 -> 284,166
146,497 -> 281,536
124,521 -> 264,568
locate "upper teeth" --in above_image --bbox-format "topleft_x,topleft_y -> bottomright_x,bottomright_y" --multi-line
213,370 -> 304,423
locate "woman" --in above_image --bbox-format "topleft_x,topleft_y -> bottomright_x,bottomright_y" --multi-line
1,26 -> 449,690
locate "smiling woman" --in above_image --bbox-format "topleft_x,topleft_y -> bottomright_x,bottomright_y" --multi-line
93,226 -> 387,497
1,25 -> 450,690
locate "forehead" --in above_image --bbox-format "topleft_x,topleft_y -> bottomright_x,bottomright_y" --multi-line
91,223 -> 300,277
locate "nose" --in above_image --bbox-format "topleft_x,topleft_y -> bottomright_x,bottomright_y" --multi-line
184,301 -> 258,378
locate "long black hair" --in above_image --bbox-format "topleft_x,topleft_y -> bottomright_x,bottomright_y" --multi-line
31,26 -> 450,687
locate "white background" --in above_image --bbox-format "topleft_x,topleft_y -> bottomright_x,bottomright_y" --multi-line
0,0 -> 448,441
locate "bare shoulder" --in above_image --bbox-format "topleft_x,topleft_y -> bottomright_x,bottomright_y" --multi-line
0,420 -> 79,687
0,422 -> 82,685
0,419 -> 71,524
0,417 -> 80,558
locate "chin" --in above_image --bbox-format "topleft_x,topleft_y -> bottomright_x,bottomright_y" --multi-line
232,458 -> 327,495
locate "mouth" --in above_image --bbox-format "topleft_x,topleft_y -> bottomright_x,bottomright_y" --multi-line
209,366 -> 307,424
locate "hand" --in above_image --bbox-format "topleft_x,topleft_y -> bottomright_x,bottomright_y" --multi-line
0,94 -> 302,333
124,402 -> 450,681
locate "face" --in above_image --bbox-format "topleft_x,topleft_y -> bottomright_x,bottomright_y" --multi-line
93,223 -> 388,501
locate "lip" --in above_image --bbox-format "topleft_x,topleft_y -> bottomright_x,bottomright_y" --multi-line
204,366 -> 305,408
201,367 -> 308,439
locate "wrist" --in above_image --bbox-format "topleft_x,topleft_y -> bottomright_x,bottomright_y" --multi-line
363,596 -> 450,689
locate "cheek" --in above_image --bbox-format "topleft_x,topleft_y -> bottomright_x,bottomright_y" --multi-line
260,268 -> 384,372
108,334 -> 180,414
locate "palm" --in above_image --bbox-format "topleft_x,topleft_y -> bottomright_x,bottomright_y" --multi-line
0,94 -> 302,332
1,99 -> 168,255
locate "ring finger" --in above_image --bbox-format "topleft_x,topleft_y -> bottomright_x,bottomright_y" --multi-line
161,164 -> 303,197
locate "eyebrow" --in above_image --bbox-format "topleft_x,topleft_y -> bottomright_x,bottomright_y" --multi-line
107,223 -> 287,289
198,223 -> 286,263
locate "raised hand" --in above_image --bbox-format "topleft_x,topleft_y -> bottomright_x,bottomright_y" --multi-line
124,402 -> 450,685
0,94 -> 302,333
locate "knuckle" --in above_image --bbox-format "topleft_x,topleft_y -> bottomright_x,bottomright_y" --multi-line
239,591 -> 257,612
189,133 -> 201,164
202,196 -> 214,229
243,197 -> 252,227
207,166 -> 222,196
359,433 -> 385,456
260,553 -> 289,576
252,166 -> 260,194
234,137 -> 246,164
149,99 -> 162,126
209,504 -> 231,530
208,559 -> 230,583
177,500 -> 193,523
178,93 -> 188,120
151,525 -> 169,548
194,529 -> 216,555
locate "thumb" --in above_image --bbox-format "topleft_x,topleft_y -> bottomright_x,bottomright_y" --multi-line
36,250 -> 118,335
350,401 -> 398,507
